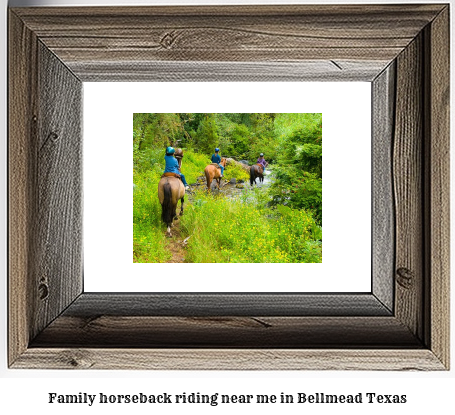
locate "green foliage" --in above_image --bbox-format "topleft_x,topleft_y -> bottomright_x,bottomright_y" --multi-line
295,143 -> 323,177
133,113 -> 182,150
247,113 -> 277,163
175,151 -> 205,184
193,114 -> 218,154
223,161 -> 249,183
227,124 -> 250,158
133,149 -> 207,262
133,113 -> 323,262
268,113 -> 322,224
180,189 -> 321,263
269,168 -> 322,224
133,169 -> 170,263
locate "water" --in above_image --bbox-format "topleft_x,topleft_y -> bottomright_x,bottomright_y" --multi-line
186,168 -> 273,202
222,168 -> 272,199
259,168 -> 273,186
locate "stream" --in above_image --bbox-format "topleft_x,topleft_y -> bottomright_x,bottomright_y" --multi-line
188,168 -> 273,199
222,168 -> 273,198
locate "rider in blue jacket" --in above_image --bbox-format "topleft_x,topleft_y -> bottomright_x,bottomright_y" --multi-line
211,148 -> 224,177
164,147 -> 189,189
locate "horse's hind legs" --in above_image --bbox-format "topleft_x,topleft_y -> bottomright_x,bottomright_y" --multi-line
179,197 -> 184,216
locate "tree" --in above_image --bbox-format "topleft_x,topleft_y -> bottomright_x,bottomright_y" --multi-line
269,113 -> 322,224
194,114 -> 218,154
133,113 -> 185,150
227,124 -> 250,158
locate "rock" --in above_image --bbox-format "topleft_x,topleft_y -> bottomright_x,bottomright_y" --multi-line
229,178 -> 236,184
238,179 -> 244,184
225,158 -> 250,171
235,184 -> 245,189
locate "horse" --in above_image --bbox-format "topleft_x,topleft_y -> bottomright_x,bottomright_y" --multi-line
174,148 -> 184,169
204,158 -> 227,191
250,164 -> 264,186
158,174 -> 185,236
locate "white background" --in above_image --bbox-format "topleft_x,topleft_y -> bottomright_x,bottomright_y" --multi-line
1,0 -> 454,414
84,82 -> 371,292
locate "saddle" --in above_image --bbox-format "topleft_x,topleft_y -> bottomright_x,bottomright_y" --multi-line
211,163 -> 221,169
161,172 -> 181,179
256,164 -> 264,172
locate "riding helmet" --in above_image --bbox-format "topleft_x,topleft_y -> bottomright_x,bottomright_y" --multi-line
166,146 -> 175,155
215,148 -> 220,152
260,153 -> 264,156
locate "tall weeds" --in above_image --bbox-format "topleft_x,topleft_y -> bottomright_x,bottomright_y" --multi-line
133,149 -> 322,263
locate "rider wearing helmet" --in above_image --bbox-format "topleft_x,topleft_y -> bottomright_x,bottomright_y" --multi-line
164,146 -> 189,189
211,147 -> 224,177
257,153 -> 268,172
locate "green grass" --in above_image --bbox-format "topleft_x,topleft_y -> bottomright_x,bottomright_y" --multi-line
133,149 -> 211,263
179,151 -> 207,184
180,188 -> 322,263
133,169 -> 170,263
133,149 -> 322,263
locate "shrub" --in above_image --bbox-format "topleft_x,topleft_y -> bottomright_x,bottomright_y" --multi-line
269,168 -> 322,224
133,169 -> 170,262
180,189 -> 321,263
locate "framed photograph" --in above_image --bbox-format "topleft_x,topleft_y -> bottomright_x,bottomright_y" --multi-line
8,4 -> 449,370
85,82 -> 370,293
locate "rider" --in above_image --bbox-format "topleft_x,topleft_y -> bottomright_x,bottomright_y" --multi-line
211,147 -> 224,177
257,153 -> 268,172
164,146 -> 190,190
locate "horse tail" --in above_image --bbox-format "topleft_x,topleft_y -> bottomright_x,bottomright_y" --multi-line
161,181 -> 174,226
250,165 -> 255,185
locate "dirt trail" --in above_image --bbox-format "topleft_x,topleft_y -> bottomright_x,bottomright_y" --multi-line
163,168 -> 271,262
165,220 -> 187,263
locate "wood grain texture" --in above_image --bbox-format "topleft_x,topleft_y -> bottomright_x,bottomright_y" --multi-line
9,12 -> 84,366
8,11 -> 38,366
13,349 -> 445,371
11,5 -> 445,82
8,4 -> 450,370
33,42 -> 83,339
426,6 -> 450,369
64,293 -> 391,317
393,34 -> 424,340
372,63 -> 395,312
70,60 -> 388,82
31,316 -> 421,348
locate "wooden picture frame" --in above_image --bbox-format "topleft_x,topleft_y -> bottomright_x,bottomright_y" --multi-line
8,4 -> 449,370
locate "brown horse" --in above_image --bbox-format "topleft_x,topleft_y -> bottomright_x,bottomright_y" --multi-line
250,164 -> 264,186
204,158 -> 227,191
158,175 -> 185,236
174,148 -> 184,169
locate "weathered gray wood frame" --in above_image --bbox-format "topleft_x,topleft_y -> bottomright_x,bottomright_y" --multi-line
8,5 -> 449,370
